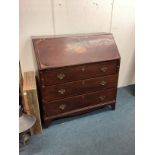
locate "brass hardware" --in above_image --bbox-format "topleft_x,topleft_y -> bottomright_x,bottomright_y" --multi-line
100,81 -> 106,86
101,67 -> 108,72
99,96 -> 106,101
59,104 -> 66,110
57,73 -> 65,80
81,67 -> 85,72
82,81 -> 85,85
58,89 -> 66,94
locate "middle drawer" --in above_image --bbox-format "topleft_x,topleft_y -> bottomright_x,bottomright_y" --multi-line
41,74 -> 118,102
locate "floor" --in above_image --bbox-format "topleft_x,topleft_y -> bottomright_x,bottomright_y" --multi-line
20,85 -> 135,155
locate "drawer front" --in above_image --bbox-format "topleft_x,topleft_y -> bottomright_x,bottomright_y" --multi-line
41,61 -> 118,86
83,88 -> 116,107
44,88 -> 116,117
44,96 -> 83,116
42,74 -> 118,102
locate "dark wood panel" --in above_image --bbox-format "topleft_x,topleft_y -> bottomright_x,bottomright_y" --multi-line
32,33 -> 120,69
44,88 -> 116,117
43,100 -> 116,127
45,96 -> 83,117
41,74 -> 118,102
83,88 -> 116,106
41,61 -> 118,86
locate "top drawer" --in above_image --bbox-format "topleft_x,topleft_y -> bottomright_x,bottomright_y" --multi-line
40,61 -> 118,86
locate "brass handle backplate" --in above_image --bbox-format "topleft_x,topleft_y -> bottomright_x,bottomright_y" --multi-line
59,104 -> 66,110
58,89 -> 66,94
99,96 -> 106,101
57,73 -> 65,80
100,81 -> 106,86
101,67 -> 108,72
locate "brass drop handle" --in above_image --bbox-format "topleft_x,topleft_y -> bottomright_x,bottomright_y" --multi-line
99,96 -> 106,101
100,81 -> 106,86
59,104 -> 66,110
100,67 -> 108,72
57,73 -> 65,80
58,89 -> 66,94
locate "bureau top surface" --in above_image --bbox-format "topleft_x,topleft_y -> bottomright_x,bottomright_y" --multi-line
32,33 -> 120,70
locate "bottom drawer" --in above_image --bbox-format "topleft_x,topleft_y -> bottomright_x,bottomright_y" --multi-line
44,88 -> 117,117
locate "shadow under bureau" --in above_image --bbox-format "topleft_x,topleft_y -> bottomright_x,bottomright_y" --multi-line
32,33 -> 120,127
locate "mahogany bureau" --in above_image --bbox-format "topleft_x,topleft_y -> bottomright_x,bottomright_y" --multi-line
32,33 -> 120,127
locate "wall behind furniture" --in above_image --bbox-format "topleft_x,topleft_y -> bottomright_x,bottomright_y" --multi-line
19,0 -> 134,87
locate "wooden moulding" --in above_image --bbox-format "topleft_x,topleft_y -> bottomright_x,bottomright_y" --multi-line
22,71 -> 42,135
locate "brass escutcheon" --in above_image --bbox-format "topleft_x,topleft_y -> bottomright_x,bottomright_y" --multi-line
82,80 -> 85,85
100,67 -> 108,72
81,67 -> 85,72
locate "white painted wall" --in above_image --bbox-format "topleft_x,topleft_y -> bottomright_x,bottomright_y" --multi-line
19,0 -> 54,71
111,0 -> 135,87
19,0 -> 134,87
53,0 -> 113,34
